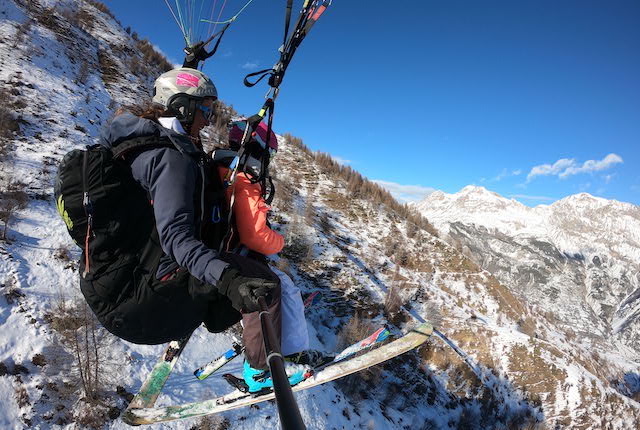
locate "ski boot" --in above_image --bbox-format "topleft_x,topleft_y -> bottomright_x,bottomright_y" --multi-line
224,359 -> 310,394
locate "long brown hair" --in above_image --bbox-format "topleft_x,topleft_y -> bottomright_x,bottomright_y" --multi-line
114,102 -> 172,123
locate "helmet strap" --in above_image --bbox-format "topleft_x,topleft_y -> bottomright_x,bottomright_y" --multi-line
167,95 -> 199,130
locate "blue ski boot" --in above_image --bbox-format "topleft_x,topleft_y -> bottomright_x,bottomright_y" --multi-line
223,360 -> 310,394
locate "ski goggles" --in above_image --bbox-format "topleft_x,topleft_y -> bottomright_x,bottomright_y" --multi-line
196,104 -> 215,122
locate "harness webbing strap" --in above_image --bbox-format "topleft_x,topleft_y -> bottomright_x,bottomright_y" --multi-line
264,176 -> 276,205
83,221 -> 91,277
220,96 -> 275,251
282,0 -> 293,49
305,2 -> 329,32
206,22 -> 230,58
243,0 -> 331,95
243,68 -> 275,88
229,0 -> 331,248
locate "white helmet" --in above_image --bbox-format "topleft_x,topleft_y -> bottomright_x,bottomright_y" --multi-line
152,68 -> 217,124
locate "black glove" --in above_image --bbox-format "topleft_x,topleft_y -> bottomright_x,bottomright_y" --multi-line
215,254 -> 279,313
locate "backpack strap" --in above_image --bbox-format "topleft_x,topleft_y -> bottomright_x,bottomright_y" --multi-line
111,135 -> 177,160
264,176 -> 276,205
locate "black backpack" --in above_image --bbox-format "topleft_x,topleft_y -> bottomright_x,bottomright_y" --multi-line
55,135 -> 234,279
54,136 -> 175,277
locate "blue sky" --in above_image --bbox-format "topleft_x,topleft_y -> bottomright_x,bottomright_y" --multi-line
105,0 -> 640,206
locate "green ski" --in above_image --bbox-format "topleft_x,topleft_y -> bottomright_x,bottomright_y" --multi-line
126,332 -> 192,410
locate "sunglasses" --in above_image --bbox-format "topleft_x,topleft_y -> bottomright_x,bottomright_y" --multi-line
196,104 -> 215,122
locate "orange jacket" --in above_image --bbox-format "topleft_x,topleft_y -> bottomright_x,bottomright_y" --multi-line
219,167 -> 284,255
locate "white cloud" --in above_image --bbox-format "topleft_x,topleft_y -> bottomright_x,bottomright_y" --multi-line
526,153 -> 623,182
526,158 -> 575,182
559,153 -> 623,178
332,156 -> 351,165
510,194 -> 555,202
603,173 -> 615,184
372,180 -> 437,203
512,169 -> 522,176
241,61 -> 259,70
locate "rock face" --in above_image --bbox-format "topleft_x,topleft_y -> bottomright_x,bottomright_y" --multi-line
416,185 -> 640,354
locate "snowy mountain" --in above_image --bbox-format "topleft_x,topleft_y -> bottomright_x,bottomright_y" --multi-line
415,185 -> 640,354
1,1 -> 640,429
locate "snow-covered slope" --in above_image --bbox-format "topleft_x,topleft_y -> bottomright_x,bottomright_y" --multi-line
1,1 -> 640,429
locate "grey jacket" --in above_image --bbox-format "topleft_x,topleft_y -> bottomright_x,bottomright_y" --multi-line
100,113 -> 228,285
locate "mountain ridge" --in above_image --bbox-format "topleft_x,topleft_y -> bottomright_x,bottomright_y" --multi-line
416,185 -> 640,260
416,185 -> 640,356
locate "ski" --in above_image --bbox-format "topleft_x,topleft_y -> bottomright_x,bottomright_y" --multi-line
222,363 -> 309,394
126,332 -> 193,410
302,290 -> 319,308
193,340 -> 243,380
332,326 -> 390,362
222,326 -> 390,393
121,322 -> 433,425
193,291 -> 321,381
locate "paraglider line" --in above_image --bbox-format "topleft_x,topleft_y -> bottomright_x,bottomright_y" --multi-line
214,0 -> 228,33
202,0 -> 256,25
164,0 -> 189,44
197,0 -> 207,42
207,0 -> 219,37
174,0 -> 189,45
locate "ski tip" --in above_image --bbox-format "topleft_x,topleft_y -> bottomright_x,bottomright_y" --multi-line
376,328 -> 391,342
303,291 -> 320,308
121,408 -> 142,426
